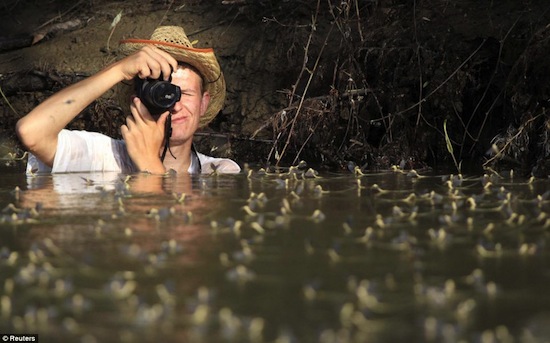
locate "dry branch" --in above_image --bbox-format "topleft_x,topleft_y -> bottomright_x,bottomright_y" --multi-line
32,19 -> 84,45
0,70 -> 88,96
0,34 -> 32,52
0,19 -> 83,52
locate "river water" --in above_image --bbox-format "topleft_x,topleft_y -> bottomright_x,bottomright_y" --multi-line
1,161 -> 550,342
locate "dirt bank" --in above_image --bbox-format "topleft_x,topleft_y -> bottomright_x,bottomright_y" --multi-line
2,1 -> 550,175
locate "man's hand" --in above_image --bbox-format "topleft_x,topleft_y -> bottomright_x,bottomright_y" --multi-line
16,46 -> 178,168
121,96 -> 169,174
118,46 -> 178,174
119,46 -> 178,82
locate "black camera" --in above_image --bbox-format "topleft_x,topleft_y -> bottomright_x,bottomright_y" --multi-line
135,76 -> 181,116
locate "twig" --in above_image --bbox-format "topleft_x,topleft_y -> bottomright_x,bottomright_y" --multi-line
483,113 -> 542,167
277,14 -> 334,165
0,86 -> 18,115
293,113 -> 324,165
354,0 -> 365,43
267,0 -> 322,164
288,23 -> 335,166
187,19 -> 230,37
461,17 -> 519,157
413,0 -> 424,130
3,0 -> 21,11
222,0 -> 247,5
451,101 -> 475,141
32,19 -> 83,45
467,87 -> 505,154
341,88 -> 372,98
286,17 -> 317,106
35,0 -> 84,31
157,0 -> 174,28
194,132 -> 273,144
394,38 -> 487,117
262,16 -> 310,28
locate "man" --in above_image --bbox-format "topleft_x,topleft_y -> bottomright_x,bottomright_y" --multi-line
16,26 -> 240,174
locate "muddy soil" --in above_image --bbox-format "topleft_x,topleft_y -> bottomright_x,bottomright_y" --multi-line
2,1 -> 550,174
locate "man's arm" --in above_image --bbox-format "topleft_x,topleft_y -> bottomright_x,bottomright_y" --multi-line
16,46 -> 178,168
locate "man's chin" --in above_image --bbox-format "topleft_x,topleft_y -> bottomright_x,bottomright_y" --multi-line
168,135 -> 193,145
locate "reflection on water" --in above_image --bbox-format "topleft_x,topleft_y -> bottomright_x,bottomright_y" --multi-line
2,164 -> 550,342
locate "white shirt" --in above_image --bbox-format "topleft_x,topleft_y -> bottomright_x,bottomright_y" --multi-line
26,129 -> 241,174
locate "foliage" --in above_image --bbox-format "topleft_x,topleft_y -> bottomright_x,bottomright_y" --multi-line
3,0 -> 550,174
239,0 -> 550,174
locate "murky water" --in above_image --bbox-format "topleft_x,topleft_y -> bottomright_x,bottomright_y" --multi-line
2,161 -> 550,342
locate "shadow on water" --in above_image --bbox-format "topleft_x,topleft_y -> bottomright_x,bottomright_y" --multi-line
2,163 -> 550,342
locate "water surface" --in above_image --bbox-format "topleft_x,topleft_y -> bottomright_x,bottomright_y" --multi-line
1,163 -> 550,342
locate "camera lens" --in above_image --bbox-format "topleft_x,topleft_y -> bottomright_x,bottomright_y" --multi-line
149,82 -> 180,108
135,78 -> 181,116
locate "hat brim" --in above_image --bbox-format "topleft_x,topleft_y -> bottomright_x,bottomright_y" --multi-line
119,39 -> 225,127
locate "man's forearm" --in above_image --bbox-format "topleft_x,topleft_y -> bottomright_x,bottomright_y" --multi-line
16,62 -> 125,165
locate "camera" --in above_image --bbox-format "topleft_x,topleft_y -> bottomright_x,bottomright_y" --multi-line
134,76 -> 181,116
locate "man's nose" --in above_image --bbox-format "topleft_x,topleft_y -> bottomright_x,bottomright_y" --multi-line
170,99 -> 183,113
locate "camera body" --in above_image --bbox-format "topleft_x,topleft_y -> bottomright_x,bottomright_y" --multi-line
134,76 -> 181,116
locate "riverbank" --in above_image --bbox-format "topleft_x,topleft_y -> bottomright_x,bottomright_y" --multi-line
2,1 -> 550,175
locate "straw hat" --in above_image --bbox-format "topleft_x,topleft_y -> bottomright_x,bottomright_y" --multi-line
119,26 -> 225,127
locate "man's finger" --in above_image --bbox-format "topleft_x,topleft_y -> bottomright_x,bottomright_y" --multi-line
142,46 -> 178,80
145,46 -> 178,78
130,97 -> 151,123
125,115 -> 136,128
156,112 -> 170,131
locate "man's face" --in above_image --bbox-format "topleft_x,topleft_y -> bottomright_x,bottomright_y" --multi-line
168,66 -> 210,144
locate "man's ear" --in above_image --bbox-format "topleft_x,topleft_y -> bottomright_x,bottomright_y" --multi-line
200,92 -> 211,117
